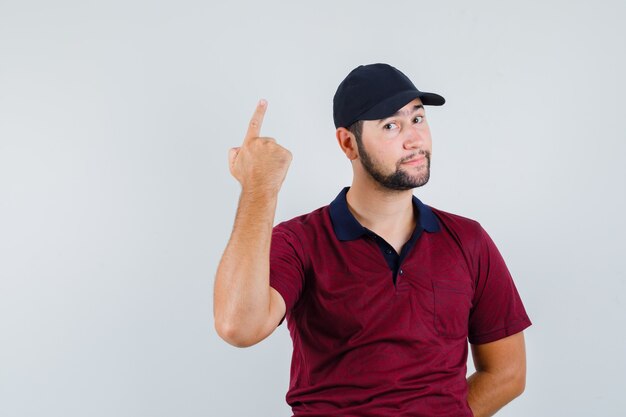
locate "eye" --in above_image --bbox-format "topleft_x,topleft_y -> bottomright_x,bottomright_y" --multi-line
383,122 -> 397,130
414,115 -> 424,123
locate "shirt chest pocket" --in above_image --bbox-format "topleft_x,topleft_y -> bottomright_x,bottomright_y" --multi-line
432,280 -> 473,339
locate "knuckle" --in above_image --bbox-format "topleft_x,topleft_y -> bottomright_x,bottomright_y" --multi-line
260,137 -> 276,144
279,149 -> 292,162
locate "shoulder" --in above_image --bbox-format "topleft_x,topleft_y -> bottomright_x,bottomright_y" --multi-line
270,205 -> 330,270
428,205 -> 510,272
426,205 -> 496,260
429,205 -> 484,237
273,205 -> 329,238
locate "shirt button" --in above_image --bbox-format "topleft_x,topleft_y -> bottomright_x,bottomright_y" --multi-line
399,269 -> 404,275
386,249 -> 393,254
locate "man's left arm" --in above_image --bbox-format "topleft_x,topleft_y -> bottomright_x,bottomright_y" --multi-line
466,331 -> 527,417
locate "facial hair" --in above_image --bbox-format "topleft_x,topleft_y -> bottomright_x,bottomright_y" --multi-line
356,140 -> 431,191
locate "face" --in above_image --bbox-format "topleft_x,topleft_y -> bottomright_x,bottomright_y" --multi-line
356,98 -> 433,191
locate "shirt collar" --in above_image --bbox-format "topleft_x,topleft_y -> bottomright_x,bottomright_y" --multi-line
329,186 -> 440,241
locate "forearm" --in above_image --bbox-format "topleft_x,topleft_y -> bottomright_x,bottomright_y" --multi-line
466,369 -> 525,417
214,188 -> 279,344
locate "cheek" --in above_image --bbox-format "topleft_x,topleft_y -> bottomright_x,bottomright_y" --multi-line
421,130 -> 433,151
371,147 -> 393,163
425,137 -> 433,152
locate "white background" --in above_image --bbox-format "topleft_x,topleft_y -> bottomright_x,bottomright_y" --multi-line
1,1 -> 625,416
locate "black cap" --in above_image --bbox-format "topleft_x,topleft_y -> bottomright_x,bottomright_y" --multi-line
333,63 -> 445,129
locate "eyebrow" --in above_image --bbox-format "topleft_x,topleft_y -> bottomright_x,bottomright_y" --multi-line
378,105 -> 424,124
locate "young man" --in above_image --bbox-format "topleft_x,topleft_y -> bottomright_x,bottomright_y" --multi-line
214,63 -> 532,417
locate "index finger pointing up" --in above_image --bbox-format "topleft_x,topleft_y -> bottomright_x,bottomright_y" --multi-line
244,99 -> 267,142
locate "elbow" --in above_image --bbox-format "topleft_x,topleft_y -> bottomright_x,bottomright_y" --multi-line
504,365 -> 526,399
512,371 -> 526,398
214,319 -> 262,348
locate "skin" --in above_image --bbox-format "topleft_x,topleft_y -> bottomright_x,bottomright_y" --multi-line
214,98 -> 527,415
214,99 -> 291,347
336,98 -> 433,251
467,332 -> 527,417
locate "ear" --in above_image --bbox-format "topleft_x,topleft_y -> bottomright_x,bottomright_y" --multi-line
335,127 -> 358,160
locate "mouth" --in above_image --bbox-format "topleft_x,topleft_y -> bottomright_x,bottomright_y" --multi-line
401,155 -> 426,166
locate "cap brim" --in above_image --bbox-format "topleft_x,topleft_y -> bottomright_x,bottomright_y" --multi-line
358,90 -> 445,122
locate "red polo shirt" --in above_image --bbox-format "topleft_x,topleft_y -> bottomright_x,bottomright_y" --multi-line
269,187 -> 531,417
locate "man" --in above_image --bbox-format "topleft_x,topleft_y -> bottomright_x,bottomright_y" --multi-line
214,63 -> 532,417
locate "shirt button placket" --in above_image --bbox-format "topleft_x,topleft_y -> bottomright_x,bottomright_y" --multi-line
395,268 -> 405,292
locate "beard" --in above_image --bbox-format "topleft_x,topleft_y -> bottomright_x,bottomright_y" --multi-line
356,140 -> 431,191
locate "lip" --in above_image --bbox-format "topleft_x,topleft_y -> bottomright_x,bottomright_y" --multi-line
402,156 -> 425,166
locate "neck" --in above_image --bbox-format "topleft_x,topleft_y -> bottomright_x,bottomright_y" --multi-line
346,176 -> 416,237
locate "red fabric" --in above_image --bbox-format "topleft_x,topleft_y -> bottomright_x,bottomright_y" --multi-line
270,198 -> 531,417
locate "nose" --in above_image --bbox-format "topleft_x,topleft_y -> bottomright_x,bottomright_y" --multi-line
403,126 -> 426,150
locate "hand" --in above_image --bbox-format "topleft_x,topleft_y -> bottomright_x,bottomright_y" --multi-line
228,99 -> 292,194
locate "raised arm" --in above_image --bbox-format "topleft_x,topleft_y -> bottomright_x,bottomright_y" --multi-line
213,99 -> 290,347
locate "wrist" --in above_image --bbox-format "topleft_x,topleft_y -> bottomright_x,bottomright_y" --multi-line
240,183 -> 281,199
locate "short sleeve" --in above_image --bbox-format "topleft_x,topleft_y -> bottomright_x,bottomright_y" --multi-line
468,226 -> 532,344
270,222 -> 306,326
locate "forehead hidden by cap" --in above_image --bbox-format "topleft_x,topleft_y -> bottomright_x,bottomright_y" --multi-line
332,63 -> 445,129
